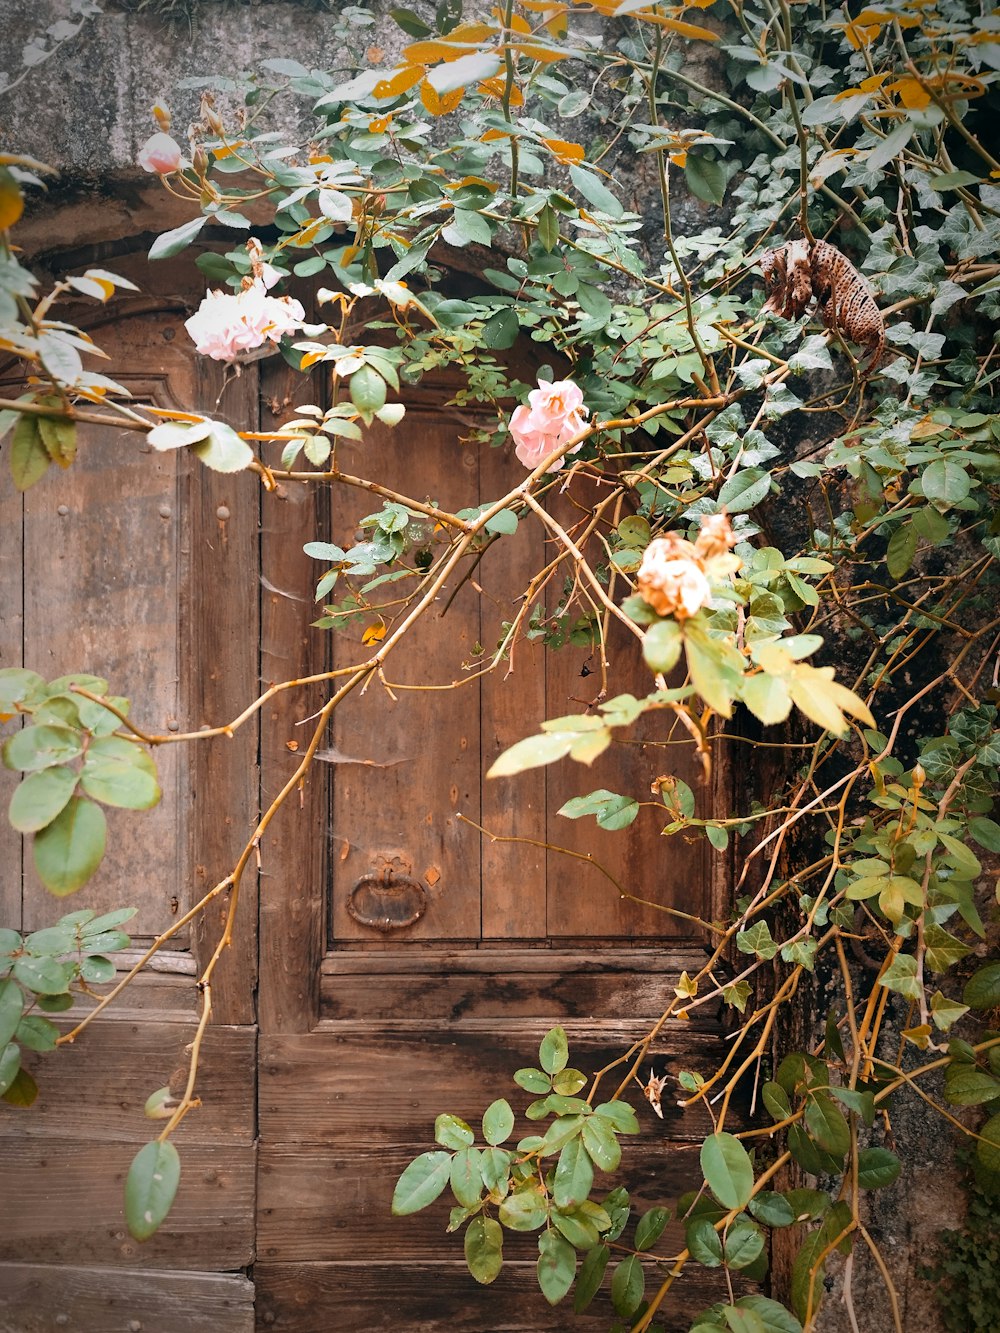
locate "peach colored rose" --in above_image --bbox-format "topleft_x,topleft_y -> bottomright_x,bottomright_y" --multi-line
137,133 -> 182,175
184,282 -> 306,361
509,378 -> 588,471
695,512 -> 737,559
636,535 -> 712,620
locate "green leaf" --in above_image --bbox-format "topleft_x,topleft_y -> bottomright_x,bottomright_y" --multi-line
9,764 -> 78,832
10,415 -> 50,490
943,1067 -> 1000,1106
554,1135 -> 594,1209
886,524 -> 917,580
482,1098 -> 515,1145
684,620 -> 743,717
80,737 -> 160,810
487,730 -> 578,778
390,7 -> 433,38
592,1101 -> 639,1134
581,1114 -> 622,1172
573,1243 -> 610,1313
32,796 -> 107,896
24,923 -> 76,954
735,1295 -> 803,1332
0,978 -> 24,1049
610,1252 -> 645,1319
465,1215 -> 503,1285
0,1041 -> 22,1095
701,1132 -> 754,1210
963,964 -> 1000,1010
552,1068 -> 587,1095
707,824 -> 729,851
125,1140 -> 182,1241
684,153 -> 727,205
736,922 -> 778,960
450,1146 -> 484,1207
485,508 -> 518,536
921,459 -> 970,508
191,423 -> 255,473
856,1147 -> 901,1190
3,724 -> 83,773
2,1065 -> 38,1108
12,953 -> 72,995
976,1112 -> 1000,1173
80,954 -> 116,984
762,1081 -> 792,1122
537,1228 -> 576,1305
499,1184 -> 548,1231
149,215 -> 207,261
539,1026 -> 569,1075
569,166 -> 623,218
537,204 -> 559,252
718,468 -> 771,513
15,1013 -> 59,1052
686,1215 -> 724,1266
643,619 -> 683,674
558,789 -> 638,831
514,1067 -> 551,1094
741,672 -> 792,725
83,907 -> 137,935
482,308 -> 519,350
804,1094 -> 850,1157
392,1150 -> 452,1215
0,668 -> 45,711
635,1206 -> 669,1251
748,1192 -> 795,1228
724,1215 -> 764,1270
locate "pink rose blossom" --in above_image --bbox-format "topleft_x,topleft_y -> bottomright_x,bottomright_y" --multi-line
509,378 -> 589,471
184,282 -> 306,361
137,132 -> 183,175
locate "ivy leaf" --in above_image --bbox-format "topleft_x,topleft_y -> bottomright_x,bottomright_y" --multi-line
32,796 -> 107,896
125,1140 -> 182,1240
879,954 -> 921,1001
736,921 -> 778,960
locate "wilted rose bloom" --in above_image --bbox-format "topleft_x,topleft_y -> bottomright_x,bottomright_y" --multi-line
694,511 -> 737,559
137,132 -> 182,175
509,378 -> 588,471
636,534 -> 712,620
184,282 -> 306,361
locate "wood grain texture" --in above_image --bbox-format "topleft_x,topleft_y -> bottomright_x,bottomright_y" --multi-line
257,1141 -> 704,1262
258,355 -> 329,1034
186,355 -> 260,1027
4,1019 -> 254,1144
259,1023 -> 719,1147
254,1260 -> 736,1332
0,1138 -> 255,1269
0,1262 -> 253,1333
319,945 -> 714,1021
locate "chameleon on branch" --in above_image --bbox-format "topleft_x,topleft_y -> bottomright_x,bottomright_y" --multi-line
759,238 -> 885,373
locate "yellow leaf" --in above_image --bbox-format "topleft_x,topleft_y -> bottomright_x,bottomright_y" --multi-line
902,1025 -> 932,1050
631,13 -> 720,40
890,77 -> 931,110
446,21 -> 498,43
362,621 -> 387,645
373,65 -> 425,99
211,141 -> 248,160
367,116 -> 392,133
511,39 -> 572,62
674,970 -> 698,998
481,127 -> 513,142
420,81 -> 465,116
859,72 -> 890,92
669,150 -> 687,167
478,76 -> 523,105
541,136 -> 586,164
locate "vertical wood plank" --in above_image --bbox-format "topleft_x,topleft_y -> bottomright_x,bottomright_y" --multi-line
478,437 -> 547,938
258,355 -> 328,1032
328,413 -> 482,944
0,403 -> 23,930
187,360 -> 260,1026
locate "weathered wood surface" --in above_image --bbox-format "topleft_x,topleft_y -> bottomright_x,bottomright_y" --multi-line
2,1020 -> 254,1143
0,1262 -> 254,1333
0,1138 -> 255,1269
187,353 -> 260,1027
318,945 -> 717,1021
259,1024 -> 719,1147
257,353 -> 329,1035
257,1140 -> 703,1262
254,1260 -> 734,1332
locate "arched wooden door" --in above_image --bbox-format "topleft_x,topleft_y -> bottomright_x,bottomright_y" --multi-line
0,257 -> 736,1332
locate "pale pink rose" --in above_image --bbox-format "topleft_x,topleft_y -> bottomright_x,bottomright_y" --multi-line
509,377 -> 589,471
184,282 -> 306,361
636,535 -> 712,620
137,132 -> 183,174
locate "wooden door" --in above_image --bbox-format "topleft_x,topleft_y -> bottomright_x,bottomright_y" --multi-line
254,360 -> 736,1330
0,290 -> 259,1331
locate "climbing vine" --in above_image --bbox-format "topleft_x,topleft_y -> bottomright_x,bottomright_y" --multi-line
1,0 -> 999,1328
